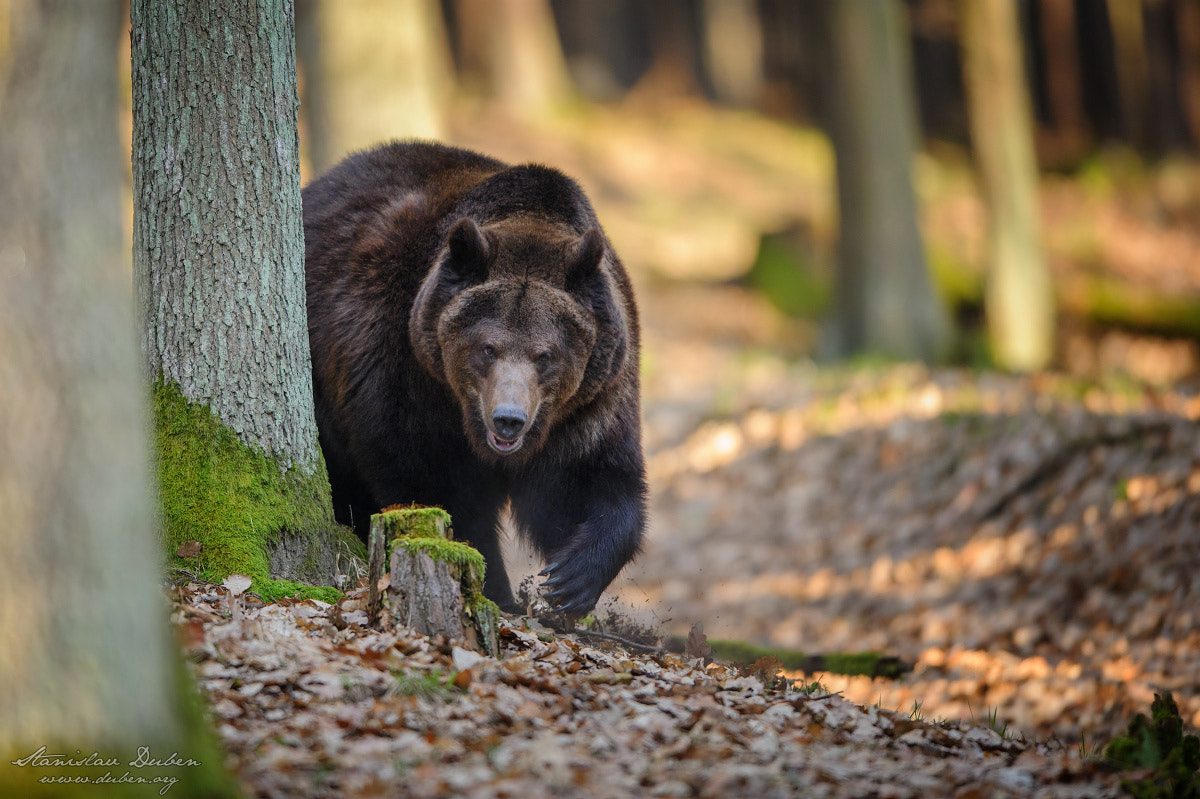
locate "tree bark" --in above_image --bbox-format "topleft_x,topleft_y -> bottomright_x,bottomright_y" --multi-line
380,509 -> 500,656
0,2 -> 230,792
820,0 -> 952,363
133,0 -> 316,469
961,0 -> 1055,372
132,0 -> 359,593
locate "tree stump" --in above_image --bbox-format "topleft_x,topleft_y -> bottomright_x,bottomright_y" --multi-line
375,508 -> 500,656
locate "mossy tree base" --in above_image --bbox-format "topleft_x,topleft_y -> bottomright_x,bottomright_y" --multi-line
154,380 -> 364,602
380,509 -> 500,656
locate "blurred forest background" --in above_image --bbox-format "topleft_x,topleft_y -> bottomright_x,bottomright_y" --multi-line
3,0 -> 1200,748
2,0 -> 1197,375
282,0 -> 1200,382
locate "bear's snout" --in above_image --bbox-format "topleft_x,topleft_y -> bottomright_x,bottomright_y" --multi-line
482,359 -> 540,455
491,406 -> 527,441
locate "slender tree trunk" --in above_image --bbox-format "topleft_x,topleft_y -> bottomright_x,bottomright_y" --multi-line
313,0 -> 451,154
1142,0 -> 1190,151
295,0 -> 332,177
1106,0 -> 1149,147
1037,0 -> 1089,162
132,0 -> 358,594
699,0 -> 764,108
0,3 -> 230,794
629,0 -> 706,101
961,0 -> 1055,372
1178,0 -> 1200,146
820,0 -> 952,363
455,0 -> 574,118
0,0 -> 11,100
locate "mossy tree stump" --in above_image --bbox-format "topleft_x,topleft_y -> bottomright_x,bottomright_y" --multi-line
378,508 -> 500,656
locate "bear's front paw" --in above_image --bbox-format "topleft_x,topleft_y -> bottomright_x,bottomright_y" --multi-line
538,555 -> 606,616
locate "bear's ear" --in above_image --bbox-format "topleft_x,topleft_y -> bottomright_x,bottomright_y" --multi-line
444,217 -> 491,286
565,228 -> 605,295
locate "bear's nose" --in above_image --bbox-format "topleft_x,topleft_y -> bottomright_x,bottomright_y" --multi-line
492,406 -> 527,441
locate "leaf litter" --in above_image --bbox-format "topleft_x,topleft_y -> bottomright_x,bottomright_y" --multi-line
173,571 -> 1121,797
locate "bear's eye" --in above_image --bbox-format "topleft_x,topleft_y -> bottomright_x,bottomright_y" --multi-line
535,351 -> 553,368
481,344 -> 497,360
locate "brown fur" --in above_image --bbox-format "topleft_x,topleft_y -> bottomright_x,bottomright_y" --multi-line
304,142 -> 646,614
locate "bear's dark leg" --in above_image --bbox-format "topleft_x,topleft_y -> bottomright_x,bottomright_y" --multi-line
511,468 -> 645,615
321,436 -> 378,539
445,487 -> 518,612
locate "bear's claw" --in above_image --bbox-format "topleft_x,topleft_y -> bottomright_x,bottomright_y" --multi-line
539,558 -> 604,615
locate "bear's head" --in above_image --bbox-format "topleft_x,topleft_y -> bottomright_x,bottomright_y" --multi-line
410,215 -> 628,463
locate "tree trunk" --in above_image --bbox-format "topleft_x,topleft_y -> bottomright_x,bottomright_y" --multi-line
1106,0 -> 1149,147
699,0 -> 763,108
308,0 -> 451,155
961,0 -> 1055,372
1142,0 -> 1191,152
0,2 -> 232,793
1036,0 -> 1090,164
456,0 -> 574,119
295,0 -> 332,177
380,509 -> 500,656
0,1 -> 11,98
629,0 -> 706,102
820,0 -> 952,363
132,0 -> 360,596
1178,0 -> 1200,147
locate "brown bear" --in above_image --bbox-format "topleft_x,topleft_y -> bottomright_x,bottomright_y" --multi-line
303,141 -> 645,614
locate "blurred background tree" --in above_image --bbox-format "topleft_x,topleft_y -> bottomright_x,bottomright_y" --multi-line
296,0 -> 452,173
0,2 -> 232,793
818,0 -> 953,363
961,0 -> 1054,372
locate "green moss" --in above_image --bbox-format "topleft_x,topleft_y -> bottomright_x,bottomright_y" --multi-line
391,536 -> 486,586
377,506 -> 453,541
669,637 -> 910,679
263,580 -> 343,604
745,232 -> 832,319
464,590 -> 501,657
153,380 -> 358,601
1106,692 -> 1200,798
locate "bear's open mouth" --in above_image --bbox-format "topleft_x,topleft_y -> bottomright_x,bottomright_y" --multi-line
487,430 -> 524,454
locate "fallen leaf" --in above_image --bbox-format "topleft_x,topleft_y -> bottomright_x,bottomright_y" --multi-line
452,646 -> 487,672
686,622 -> 712,660
223,574 -> 252,597
176,540 -> 203,558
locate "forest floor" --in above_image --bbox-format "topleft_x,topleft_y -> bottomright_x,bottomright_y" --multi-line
180,104 -> 1200,795
176,573 -> 1128,798
174,343 -> 1200,795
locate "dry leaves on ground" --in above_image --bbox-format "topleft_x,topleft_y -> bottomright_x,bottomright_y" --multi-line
625,361 -> 1200,750
172,582 -> 1121,798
